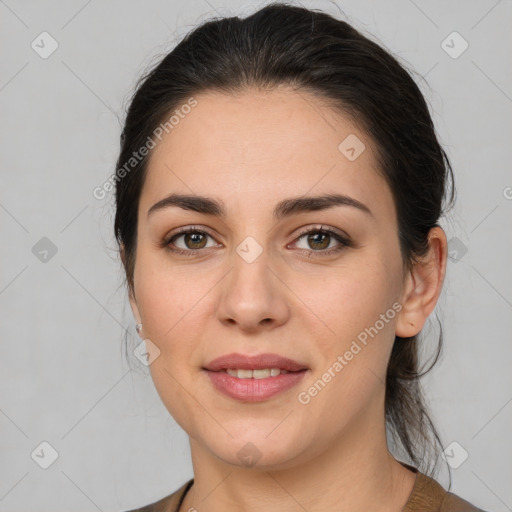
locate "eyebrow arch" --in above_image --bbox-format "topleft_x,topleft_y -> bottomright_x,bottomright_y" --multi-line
147,193 -> 373,220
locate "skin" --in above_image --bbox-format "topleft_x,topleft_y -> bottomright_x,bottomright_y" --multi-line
124,86 -> 448,512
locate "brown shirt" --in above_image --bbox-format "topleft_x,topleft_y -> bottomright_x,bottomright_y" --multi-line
126,466 -> 487,512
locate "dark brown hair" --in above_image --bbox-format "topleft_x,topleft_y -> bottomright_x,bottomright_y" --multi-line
114,3 -> 454,483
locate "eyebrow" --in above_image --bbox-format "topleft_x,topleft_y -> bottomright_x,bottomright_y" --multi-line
147,193 -> 373,220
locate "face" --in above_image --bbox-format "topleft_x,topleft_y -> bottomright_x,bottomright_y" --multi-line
127,87 -> 410,469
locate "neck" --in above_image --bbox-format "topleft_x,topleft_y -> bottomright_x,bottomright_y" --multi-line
180,404 -> 416,512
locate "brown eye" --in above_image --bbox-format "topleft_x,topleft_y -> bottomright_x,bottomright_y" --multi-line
165,228 -> 219,255
306,232 -> 331,250
291,227 -> 351,257
181,232 -> 208,250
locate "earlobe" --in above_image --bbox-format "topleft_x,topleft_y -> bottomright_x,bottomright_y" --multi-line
121,243 -> 142,333
127,285 -> 141,320
395,226 -> 448,338
120,242 -> 126,268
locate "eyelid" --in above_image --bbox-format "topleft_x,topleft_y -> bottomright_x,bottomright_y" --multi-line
291,224 -> 350,242
163,224 -> 216,243
287,225 -> 352,256
163,224 -> 352,256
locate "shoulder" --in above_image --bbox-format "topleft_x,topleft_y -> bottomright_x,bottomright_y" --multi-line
440,491 -> 489,512
403,468 -> 488,512
124,479 -> 193,512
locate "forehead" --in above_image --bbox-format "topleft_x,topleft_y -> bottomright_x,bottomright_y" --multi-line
139,87 -> 394,222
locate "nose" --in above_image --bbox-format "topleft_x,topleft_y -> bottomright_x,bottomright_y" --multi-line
216,247 -> 290,333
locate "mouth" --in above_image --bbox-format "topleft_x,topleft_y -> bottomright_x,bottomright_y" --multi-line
216,368 -> 298,378
203,352 -> 309,373
202,352 -> 309,402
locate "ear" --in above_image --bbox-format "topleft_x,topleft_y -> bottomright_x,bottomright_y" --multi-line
395,226 -> 448,338
120,243 -> 142,334
127,287 -> 141,326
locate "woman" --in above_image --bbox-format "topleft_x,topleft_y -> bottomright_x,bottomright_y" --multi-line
115,4 -> 487,511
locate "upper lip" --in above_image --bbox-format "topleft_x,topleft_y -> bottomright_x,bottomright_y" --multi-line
203,352 -> 309,372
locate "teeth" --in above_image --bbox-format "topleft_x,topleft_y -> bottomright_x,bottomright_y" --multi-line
225,368 -> 287,379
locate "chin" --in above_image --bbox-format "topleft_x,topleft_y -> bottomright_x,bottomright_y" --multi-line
205,431 -> 309,471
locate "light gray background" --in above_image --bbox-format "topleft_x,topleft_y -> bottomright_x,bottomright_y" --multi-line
1,1 -> 511,511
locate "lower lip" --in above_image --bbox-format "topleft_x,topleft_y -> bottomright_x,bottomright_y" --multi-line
203,370 -> 308,402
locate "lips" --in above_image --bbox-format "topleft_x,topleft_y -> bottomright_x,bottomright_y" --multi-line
203,352 -> 309,372
202,352 -> 310,402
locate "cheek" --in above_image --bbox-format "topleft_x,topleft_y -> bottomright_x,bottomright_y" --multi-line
300,255 -> 401,407
303,259 -> 398,337
134,254 -> 212,341
135,265 -> 210,432
293,263 -> 399,426
147,362 -> 204,437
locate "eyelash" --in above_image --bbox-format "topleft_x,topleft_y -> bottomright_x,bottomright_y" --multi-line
162,224 -> 352,258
